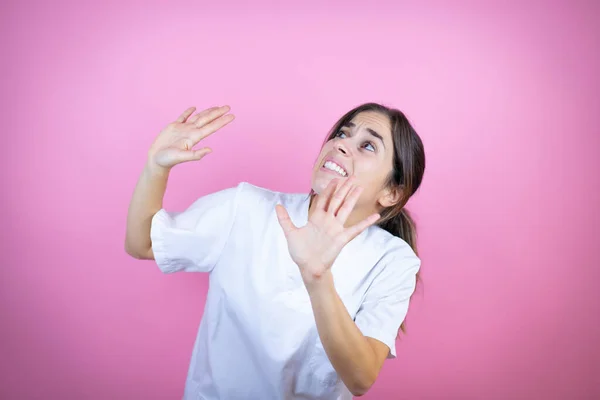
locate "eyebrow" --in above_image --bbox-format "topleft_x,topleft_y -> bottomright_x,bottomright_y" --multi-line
344,122 -> 386,149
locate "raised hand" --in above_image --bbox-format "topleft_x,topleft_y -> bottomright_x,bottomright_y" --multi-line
275,176 -> 381,285
148,105 -> 235,170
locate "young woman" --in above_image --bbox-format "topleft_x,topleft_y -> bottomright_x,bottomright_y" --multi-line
125,102 -> 425,399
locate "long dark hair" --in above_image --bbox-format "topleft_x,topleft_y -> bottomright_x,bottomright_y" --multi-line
312,102 -> 426,334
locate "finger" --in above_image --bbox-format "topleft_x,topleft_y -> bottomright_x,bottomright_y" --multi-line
192,147 -> 212,160
275,204 -> 298,237
193,105 -> 231,128
314,178 -> 339,212
174,147 -> 212,164
190,113 -> 235,144
335,184 -> 362,222
342,213 -> 380,243
188,106 -> 221,124
327,176 -> 355,215
176,106 -> 196,123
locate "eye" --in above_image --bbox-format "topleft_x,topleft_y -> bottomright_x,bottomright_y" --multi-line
363,142 -> 375,152
335,130 -> 347,139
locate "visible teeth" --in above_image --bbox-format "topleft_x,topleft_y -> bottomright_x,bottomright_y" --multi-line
324,161 -> 347,177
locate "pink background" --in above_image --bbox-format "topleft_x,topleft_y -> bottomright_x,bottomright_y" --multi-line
1,0 -> 599,398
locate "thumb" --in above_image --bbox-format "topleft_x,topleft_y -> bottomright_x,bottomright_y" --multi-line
176,148 -> 212,164
275,204 -> 297,237
344,213 -> 380,243
192,148 -> 212,160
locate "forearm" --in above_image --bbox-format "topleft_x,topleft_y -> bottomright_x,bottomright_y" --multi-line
124,159 -> 170,259
307,272 -> 379,396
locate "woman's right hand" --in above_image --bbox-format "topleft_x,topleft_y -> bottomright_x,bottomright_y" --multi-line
147,105 -> 235,171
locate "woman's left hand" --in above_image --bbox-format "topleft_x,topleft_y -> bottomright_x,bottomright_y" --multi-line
275,176 -> 381,286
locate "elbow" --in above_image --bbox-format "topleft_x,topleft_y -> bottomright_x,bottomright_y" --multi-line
124,240 -> 151,260
124,240 -> 138,258
125,245 -> 141,259
349,377 -> 375,397
350,385 -> 371,397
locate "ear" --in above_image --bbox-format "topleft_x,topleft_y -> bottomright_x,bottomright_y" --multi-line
377,186 -> 403,208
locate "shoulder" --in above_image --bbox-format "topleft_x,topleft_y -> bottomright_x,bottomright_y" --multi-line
362,225 -> 421,277
223,182 -> 308,225
236,181 -> 308,208
365,224 -> 418,261
193,181 -> 278,207
235,181 -> 278,203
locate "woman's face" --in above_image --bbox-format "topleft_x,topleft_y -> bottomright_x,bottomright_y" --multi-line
311,111 -> 399,214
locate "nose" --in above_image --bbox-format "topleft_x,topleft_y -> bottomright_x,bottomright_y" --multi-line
335,141 -> 348,156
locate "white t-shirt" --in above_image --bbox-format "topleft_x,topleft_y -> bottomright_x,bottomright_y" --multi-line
150,182 -> 421,400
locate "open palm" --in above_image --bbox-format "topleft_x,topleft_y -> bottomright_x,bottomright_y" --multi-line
149,105 -> 235,169
276,177 -> 380,283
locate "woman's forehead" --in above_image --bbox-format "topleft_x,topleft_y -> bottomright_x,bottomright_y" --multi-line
348,111 -> 391,132
346,111 -> 393,149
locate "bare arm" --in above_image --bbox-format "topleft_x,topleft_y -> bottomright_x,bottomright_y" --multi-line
275,177 -> 388,395
124,162 -> 169,259
124,105 -> 235,259
307,273 -> 389,396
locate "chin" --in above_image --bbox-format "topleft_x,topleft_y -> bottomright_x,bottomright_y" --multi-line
311,181 -> 325,194
310,171 -> 339,194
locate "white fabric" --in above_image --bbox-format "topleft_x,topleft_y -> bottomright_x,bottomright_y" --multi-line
150,182 -> 421,400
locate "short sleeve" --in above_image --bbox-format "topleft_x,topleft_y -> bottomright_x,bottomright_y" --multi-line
354,252 -> 420,359
149,183 -> 243,274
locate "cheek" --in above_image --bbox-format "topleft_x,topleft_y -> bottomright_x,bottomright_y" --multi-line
353,159 -> 389,191
353,158 -> 383,178
313,142 -> 334,167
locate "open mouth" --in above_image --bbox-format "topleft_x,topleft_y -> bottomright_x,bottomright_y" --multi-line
322,160 -> 348,177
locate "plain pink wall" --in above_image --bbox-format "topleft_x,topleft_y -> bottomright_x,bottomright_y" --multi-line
1,0 -> 598,398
